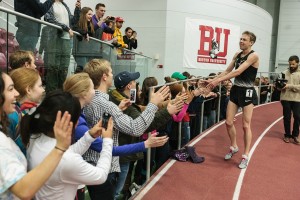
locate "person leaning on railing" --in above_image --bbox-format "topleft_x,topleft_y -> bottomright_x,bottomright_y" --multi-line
14,0 -> 55,51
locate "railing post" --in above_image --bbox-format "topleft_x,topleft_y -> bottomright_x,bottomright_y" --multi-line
177,121 -> 182,149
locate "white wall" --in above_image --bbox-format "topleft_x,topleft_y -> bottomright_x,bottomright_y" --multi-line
275,0 -> 300,72
62,0 -> 273,82
164,0 -> 272,78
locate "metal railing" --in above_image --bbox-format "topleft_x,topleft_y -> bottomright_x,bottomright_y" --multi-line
0,6 -> 152,83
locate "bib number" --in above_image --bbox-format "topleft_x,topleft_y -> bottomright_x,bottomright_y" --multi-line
246,89 -> 253,98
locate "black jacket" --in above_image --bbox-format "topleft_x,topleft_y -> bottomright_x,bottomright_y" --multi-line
14,0 -> 54,36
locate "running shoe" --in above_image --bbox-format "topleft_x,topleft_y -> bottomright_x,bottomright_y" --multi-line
224,146 -> 239,160
238,155 -> 249,169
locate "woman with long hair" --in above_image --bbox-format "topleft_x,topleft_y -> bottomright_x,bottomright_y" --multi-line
0,72 -> 72,199
72,7 -> 102,70
24,90 -> 114,200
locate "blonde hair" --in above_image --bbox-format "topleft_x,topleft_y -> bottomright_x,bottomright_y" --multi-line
63,73 -> 91,98
83,59 -> 111,88
9,68 -> 40,100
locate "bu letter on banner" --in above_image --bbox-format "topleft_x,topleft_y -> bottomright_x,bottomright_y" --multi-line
183,18 -> 240,70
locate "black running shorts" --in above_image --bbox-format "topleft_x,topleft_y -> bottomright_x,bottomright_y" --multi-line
229,85 -> 257,107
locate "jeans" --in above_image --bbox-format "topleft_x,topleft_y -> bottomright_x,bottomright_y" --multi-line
182,122 -> 190,145
87,172 -> 118,200
281,100 -> 300,138
114,162 -> 130,199
16,30 -> 39,51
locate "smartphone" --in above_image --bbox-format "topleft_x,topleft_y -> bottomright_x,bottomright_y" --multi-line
130,89 -> 136,103
102,113 -> 111,130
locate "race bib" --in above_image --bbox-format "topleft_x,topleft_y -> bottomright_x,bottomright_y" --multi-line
245,89 -> 253,98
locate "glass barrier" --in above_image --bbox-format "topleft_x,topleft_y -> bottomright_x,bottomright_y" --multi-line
0,6 -> 152,92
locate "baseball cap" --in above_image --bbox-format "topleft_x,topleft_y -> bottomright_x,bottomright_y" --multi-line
115,17 -> 124,22
114,71 -> 140,89
171,72 -> 186,80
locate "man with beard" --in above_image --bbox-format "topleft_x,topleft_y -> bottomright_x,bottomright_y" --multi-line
278,55 -> 300,144
206,31 -> 259,169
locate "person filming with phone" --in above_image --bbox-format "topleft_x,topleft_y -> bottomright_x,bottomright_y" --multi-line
276,55 -> 300,144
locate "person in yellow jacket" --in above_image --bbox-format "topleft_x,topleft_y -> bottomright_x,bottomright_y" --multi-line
113,17 -> 128,54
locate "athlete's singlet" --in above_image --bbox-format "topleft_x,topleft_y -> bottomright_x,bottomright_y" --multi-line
234,50 -> 258,87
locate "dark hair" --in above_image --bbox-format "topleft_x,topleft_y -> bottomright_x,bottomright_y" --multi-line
21,90 -> 81,146
95,3 -> 105,10
140,77 -> 158,105
125,27 -> 133,33
288,55 -> 299,63
0,72 -> 8,134
182,71 -> 190,79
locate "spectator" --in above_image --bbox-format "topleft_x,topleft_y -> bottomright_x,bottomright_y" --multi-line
24,90 -> 114,200
113,17 -> 128,54
63,73 -> 169,199
43,0 -> 81,92
82,59 -> 169,200
123,27 -> 137,50
279,55 -> 300,144
14,0 -> 55,51
9,50 -> 36,70
0,71 -> 72,199
72,7 -> 102,70
260,76 -> 268,104
8,68 -> 45,155
109,71 -> 178,199
92,3 -> 106,31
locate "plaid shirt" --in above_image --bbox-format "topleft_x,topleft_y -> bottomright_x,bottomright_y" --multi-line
83,90 -> 158,172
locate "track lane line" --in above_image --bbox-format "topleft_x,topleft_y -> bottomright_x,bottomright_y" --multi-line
232,116 -> 283,200
134,102 -> 279,199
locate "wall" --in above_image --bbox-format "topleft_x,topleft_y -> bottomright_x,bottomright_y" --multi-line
275,0 -> 300,72
164,0 -> 272,78
12,0 -> 273,82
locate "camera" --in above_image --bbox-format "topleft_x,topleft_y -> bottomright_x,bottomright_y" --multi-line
102,113 -> 111,130
275,73 -> 287,89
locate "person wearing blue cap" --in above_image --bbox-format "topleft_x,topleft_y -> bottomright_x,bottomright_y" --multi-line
109,71 -> 183,199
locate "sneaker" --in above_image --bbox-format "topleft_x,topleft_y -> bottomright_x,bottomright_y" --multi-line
293,137 -> 300,144
224,146 -> 239,160
283,136 -> 290,143
238,155 -> 248,169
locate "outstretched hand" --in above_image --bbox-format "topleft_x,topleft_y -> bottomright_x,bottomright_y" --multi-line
144,132 -> 169,148
54,111 -> 73,151
150,86 -> 170,106
167,99 -> 184,115
89,120 -> 103,138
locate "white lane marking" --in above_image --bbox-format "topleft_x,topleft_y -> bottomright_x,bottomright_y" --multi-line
232,116 -> 283,200
134,101 -> 279,199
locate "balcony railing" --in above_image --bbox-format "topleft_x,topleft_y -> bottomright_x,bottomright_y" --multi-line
0,6 -> 152,90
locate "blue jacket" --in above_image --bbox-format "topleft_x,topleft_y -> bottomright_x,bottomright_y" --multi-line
75,113 -> 146,156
